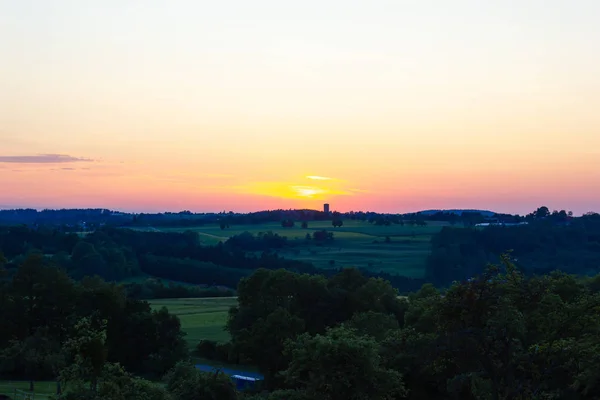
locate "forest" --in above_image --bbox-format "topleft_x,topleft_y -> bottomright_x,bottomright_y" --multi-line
0,254 -> 187,391
427,211 -> 600,286
1,253 -> 600,399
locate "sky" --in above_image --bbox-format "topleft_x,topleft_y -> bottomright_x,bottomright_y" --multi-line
1,0 -> 599,215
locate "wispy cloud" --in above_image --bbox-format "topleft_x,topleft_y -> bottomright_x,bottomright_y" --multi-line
306,175 -> 332,181
0,154 -> 94,164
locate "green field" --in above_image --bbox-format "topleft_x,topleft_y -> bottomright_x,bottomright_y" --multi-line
136,220 -> 446,278
0,380 -> 55,398
149,297 -> 237,348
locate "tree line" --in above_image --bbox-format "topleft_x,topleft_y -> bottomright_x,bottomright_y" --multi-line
427,212 -> 600,287
198,259 -> 600,399
1,207 -> 521,231
0,254 -> 187,393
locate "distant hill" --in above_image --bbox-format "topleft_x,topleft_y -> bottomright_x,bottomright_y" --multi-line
0,207 -> 504,228
415,209 -> 497,217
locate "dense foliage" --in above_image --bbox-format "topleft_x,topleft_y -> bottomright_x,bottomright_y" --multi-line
0,254 -> 187,391
427,212 -> 600,286
207,262 -> 600,399
1,246 -> 600,399
225,268 -> 405,389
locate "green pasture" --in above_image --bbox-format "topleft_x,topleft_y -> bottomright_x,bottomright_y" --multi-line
149,297 -> 237,348
139,220 -> 447,278
157,220 -> 445,238
119,275 -> 211,287
0,380 -> 56,398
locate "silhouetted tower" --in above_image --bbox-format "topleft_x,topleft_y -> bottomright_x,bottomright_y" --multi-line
324,203 -> 330,215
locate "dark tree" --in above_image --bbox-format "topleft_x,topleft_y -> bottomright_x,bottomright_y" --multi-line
281,219 -> 295,228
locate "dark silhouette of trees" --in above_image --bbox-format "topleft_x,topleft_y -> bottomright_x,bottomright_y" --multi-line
226,268 -> 405,389
426,211 -> 600,286
224,261 -> 600,399
312,230 -> 334,243
0,255 -> 187,383
281,219 -> 295,228
2,243 -> 600,399
331,218 -> 343,228
534,206 -> 550,219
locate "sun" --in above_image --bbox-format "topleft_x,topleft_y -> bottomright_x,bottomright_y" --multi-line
291,186 -> 326,198
234,179 -> 351,200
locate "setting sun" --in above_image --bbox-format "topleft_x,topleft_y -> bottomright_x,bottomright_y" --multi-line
291,186 -> 326,198
232,176 -> 350,203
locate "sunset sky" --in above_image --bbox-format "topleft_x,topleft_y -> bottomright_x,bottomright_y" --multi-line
1,0 -> 599,215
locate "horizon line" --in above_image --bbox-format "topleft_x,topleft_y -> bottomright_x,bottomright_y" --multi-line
0,206 -> 591,217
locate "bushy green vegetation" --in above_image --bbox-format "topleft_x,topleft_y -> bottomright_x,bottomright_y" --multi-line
427,212 -> 600,286
219,263 -> 600,399
2,246 -> 600,399
0,254 -> 187,394
165,361 -> 238,400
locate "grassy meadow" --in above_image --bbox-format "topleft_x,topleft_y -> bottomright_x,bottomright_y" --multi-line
138,220 -> 446,278
149,297 -> 237,348
0,380 -> 55,398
